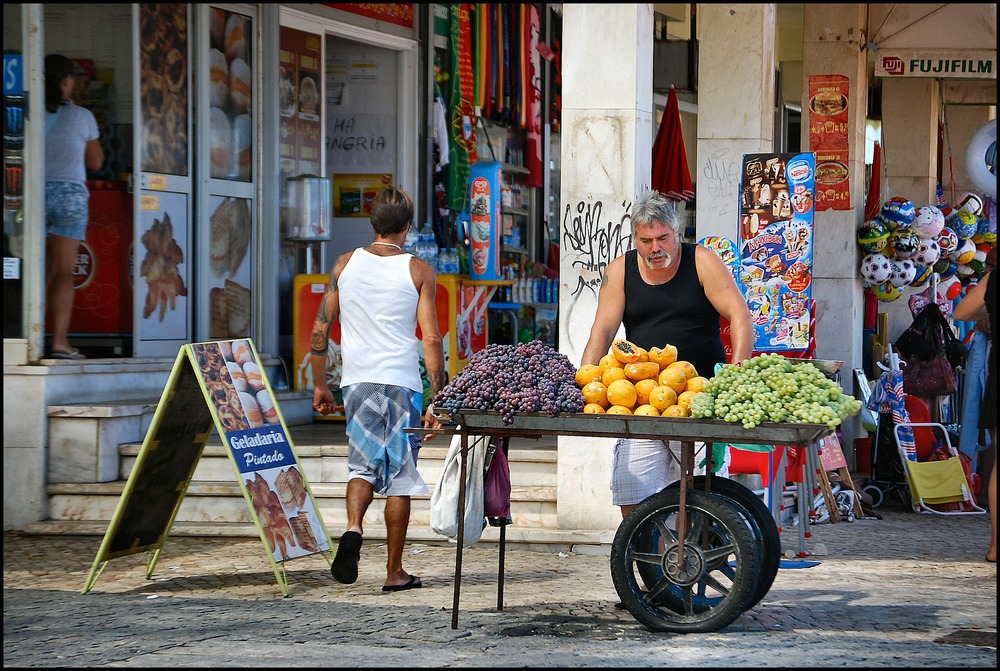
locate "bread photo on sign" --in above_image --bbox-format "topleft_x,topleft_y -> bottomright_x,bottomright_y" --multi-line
209,196 -> 251,278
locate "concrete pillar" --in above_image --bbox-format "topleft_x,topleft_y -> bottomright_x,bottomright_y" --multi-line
801,4 -> 869,457
694,4 -> 776,239
556,3 -> 653,530
882,78 -> 940,206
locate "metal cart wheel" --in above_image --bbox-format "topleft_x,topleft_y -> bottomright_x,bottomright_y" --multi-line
610,488 -> 761,633
660,476 -> 781,609
862,484 -> 885,509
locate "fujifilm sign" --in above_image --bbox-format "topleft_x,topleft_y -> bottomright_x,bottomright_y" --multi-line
876,50 -> 996,79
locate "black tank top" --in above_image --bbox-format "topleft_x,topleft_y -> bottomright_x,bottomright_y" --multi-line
622,244 -> 726,378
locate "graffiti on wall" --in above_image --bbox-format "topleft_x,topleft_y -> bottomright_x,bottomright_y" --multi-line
700,147 -> 741,220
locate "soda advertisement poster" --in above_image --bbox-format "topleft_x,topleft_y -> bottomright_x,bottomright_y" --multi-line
737,152 -> 817,352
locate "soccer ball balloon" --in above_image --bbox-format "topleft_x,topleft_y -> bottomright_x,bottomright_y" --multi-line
913,205 -> 945,238
935,226 -> 958,254
879,197 -> 916,230
952,238 -> 976,265
889,258 -> 917,288
888,228 -> 921,259
950,211 -> 978,239
910,238 -> 941,268
910,265 -> 934,287
872,281 -> 903,302
933,257 -> 958,279
857,219 -> 890,253
860,252 -> 893,285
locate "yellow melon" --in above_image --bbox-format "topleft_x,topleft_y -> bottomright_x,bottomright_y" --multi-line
666,360 -> 698,381
575,364 -> 603,388
648,385 -> 679,412
581,380 -> 610,408
685,376 -> 710,393
583,403 -> 606,414
658,367 -> 688,395
606,379 -> 638,409
633,404 -> 660,416
607,405 -> 633,415
634,378 -> 657,406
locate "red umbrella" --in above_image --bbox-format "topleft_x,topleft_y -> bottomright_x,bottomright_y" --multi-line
652,86 -> 694,202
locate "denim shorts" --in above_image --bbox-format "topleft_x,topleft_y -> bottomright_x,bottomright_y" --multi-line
45,181 -> 90,241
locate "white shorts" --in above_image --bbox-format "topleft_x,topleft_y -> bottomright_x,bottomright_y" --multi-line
610,439 -> 730,506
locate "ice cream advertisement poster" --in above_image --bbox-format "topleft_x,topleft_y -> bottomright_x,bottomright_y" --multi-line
737,152 -> 816,352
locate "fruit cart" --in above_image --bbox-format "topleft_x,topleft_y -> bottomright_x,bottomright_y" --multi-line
426,410 -> 834,633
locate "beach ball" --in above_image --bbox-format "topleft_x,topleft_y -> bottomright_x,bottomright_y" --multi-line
950,210 -> 978,239
935,226 -> 958,254
888,227 -> 921,259
933,257 -> 958,279
952,238 -> 977,264
888,258 -> 917,288
910,238 -> 941,267
909,265 -> 934,287
857,219 -> 890,253
879,197 -> 916,230
969,248 -> 989,275
913,205 -> 945,238
860,252 -> 893,285
872,281 -> 903,302
956,263 -> 975,280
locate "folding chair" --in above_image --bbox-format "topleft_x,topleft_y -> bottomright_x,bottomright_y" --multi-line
892,422 -> 987,516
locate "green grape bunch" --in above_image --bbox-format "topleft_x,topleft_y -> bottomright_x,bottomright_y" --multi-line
689,353 -> 863,430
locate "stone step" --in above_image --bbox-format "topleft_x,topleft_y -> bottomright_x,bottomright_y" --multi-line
20,519 -> 615,555
117,441 -> 559,488
46,479 -> 557,528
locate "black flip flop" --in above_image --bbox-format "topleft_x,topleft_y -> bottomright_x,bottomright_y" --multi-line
331,531 -> 362,584
382,575 -> 422,592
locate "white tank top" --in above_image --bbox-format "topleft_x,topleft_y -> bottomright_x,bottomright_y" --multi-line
338,248 -> 422,392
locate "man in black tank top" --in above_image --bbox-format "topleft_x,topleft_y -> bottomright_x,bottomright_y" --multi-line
580,190 -> 754,521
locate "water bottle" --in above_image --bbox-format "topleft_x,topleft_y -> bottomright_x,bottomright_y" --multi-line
403,223 -> 420,255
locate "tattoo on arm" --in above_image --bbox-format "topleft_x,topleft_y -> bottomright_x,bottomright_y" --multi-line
310,284 -> 336,356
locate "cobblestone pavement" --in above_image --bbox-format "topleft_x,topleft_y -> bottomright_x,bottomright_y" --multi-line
3,504 -> 996,668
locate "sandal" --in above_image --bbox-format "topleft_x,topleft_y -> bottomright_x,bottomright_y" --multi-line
49,348 -> 86,360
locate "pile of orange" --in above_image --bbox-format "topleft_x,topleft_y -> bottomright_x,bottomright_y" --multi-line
576,339 -> 707,417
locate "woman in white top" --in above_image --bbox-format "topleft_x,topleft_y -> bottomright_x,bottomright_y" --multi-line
44,54 -> 104,359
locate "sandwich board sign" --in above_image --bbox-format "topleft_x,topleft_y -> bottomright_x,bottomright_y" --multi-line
82,339 -> 332,596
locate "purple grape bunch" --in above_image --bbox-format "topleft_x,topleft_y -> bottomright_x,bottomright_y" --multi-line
434,340 -> 585,425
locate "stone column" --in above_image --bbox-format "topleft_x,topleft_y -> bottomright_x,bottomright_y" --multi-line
882,77 -> 940,206
556,3 -> 653,531
800,4 -> 869,458
694,4 -> 776,239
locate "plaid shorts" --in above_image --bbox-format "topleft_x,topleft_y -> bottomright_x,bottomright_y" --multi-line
610,439 -> 728,506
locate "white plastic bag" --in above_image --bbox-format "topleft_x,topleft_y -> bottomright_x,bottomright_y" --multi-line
429,430 -> 486,545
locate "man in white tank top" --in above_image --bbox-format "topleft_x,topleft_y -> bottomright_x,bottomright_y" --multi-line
311,186 -> 445,591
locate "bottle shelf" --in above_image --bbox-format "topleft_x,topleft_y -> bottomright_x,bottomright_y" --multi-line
503,207 -> 529,217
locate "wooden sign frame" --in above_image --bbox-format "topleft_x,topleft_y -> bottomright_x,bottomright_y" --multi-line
83,339 -> 333,596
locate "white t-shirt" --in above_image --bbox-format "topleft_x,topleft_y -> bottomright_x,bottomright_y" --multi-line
45,102 -> 100,186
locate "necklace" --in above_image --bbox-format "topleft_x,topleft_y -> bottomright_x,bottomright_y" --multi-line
371,241 -> 402,250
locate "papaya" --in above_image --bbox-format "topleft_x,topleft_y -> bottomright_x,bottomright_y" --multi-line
602,366 -> 628,387
634,378 -> 657,406
611,338 -> 641,364
685,376 -> 710,393
575,364 -> 603,387
662,404 -> 690,417
607,405 -> 633,415
658,367 -> 688,395
606,379 -> 638,409
648,343 -> 678,370
633,404 -> 660,416
581,380 -> 610,408
624,361 -> 660,381
599,352 -> 623,373
677,390 -> 700,412
666,360 -> 698,381
583,403 -> 606,414
648,385 -> 678,411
